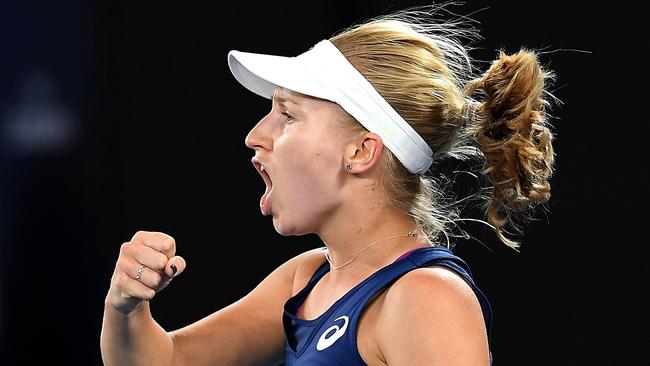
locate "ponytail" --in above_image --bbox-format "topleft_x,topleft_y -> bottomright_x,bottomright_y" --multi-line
329,6 -> 559,249
464,50 -> 556,248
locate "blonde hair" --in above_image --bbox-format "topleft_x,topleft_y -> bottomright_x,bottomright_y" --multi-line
329,4 -> 557,249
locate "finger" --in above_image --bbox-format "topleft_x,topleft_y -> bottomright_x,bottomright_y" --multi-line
120,259 -> 164,290
130,231 -> 176,259
165,255 -> 187,278
134,265 -> 163,291
117,271 -> 157,301
127,243 -> 169,273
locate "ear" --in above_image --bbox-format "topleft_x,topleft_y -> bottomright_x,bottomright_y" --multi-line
344,132 -> 383,174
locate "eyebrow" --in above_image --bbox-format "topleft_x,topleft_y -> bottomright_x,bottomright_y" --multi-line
272,90 -> 298,105
272,94 -> 287,104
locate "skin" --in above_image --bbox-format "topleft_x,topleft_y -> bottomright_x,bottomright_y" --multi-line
100,87 -> 490,365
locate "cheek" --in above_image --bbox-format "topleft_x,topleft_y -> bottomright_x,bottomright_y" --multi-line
278,135 -> 342,211
289,152 -> 337,198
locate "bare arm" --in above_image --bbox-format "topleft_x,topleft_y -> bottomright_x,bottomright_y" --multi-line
168,247 -> 326,365
100,230 -> 321,366
100,231 -> 184,366
377,267 -> 490,366
166,248 -> 309,366
101,301 -> 175,366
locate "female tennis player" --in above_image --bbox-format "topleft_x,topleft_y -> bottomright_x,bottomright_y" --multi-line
101,5 -> 556,365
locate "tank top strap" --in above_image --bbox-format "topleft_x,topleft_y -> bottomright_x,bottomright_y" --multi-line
347,246 -> 465,304
283,246 -> 493,365
284,253 -> 330,314
345,246 -> 493,349
404,246 -> 493,344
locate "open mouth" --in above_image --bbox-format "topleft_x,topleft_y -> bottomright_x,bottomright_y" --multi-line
252,157 -> 274,216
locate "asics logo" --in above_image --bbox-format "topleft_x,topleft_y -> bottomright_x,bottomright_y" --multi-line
316,315 -> 349,351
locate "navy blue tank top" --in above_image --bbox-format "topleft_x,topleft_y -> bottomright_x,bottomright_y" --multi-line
282,246 -> 493,365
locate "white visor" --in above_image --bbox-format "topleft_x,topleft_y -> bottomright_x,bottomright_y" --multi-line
227,40 -> 433,175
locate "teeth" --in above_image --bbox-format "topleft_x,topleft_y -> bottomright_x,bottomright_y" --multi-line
260,165 -> 266,172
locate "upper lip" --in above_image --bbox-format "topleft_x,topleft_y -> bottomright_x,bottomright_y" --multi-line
251,156 -> 273,186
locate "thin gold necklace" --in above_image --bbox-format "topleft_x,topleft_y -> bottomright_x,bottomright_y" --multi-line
323,230 -> 417,270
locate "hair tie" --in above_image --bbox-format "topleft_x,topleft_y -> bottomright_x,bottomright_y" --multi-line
462,99 -> 481,125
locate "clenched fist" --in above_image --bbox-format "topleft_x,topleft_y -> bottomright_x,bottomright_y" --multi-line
106,231 -> 187,315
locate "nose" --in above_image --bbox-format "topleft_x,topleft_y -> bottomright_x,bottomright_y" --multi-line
244,112 -> 274,151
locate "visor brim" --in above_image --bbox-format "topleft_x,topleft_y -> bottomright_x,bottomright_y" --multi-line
227,50 -> 329,101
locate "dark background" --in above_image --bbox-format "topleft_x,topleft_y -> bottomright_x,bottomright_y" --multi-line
1,0 -> 648,365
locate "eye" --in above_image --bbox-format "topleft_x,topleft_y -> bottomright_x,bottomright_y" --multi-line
282,111 -> 295,123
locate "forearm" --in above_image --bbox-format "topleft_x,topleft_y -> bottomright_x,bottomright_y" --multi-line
100,300 -> 175,366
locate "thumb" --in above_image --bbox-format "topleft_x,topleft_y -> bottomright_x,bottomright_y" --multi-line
165,255 -> 187,279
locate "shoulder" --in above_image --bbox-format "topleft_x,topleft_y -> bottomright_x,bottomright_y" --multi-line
386,266 -> 478,308
287,247 -> 327,295
375,266 -> 490,364
238,247 -> 325,301
380,266 -> 482,328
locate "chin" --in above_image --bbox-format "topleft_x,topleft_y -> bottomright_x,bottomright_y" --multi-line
271,214 -> 290,236
272,215 -> 310,237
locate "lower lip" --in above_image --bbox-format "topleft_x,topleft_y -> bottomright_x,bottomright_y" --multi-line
261,189 -> 273,216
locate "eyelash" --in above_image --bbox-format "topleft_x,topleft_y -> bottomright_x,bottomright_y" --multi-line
282,111 -> 295,123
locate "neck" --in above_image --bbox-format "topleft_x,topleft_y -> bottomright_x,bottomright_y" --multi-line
316,205 -> 430,272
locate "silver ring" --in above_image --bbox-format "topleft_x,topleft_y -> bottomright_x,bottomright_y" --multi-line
135,265 -> 145,281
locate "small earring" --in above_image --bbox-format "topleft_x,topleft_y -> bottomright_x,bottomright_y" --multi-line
345,164 -> 352,172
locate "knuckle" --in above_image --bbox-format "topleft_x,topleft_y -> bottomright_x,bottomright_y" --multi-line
158,257 -> 168,270
131,230 -> 147,242
120,243 -> 137,258
161,237 -> 174,251
120,270 -> 132,282
114,272 -> 128,287
115,259 -> 126,273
